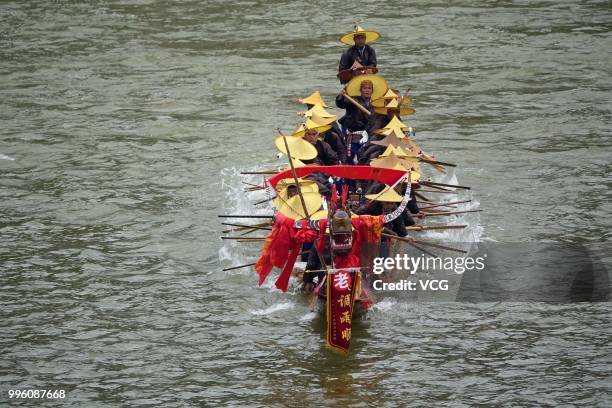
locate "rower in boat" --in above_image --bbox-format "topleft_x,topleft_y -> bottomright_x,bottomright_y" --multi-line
288,120 -> 338,198
357,184 -> 410,237
367,146 -> 426,226
369,90 -> 415,134
293,120 -> 339,166
338,24 -> 379,84
335,74 -> 388,165
301,104 -> 347,164
358,94 -> 415,164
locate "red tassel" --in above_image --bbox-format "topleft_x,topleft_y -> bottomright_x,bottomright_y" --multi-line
274,243 -> 301,292
330,183 -> 338,212
341,184 -> 348,209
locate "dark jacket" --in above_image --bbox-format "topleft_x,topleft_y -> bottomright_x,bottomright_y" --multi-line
335,94 -> 374,132
398,183 -> 420,215
315,139 -> 339,165
321,126 -> 348,164
302,139 -> 338,166
357,142 -> 385,164
304,241 -> 330,286
339,45 -> 377,72
367,113 -> 390,134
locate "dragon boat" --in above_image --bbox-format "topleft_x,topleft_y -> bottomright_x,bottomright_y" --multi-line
220,25 -> 479,355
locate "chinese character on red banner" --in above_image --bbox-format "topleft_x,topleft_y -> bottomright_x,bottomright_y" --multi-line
337,294 -> 351,308
340,311 -> 351,324
333,270 -> 351,291
341,328 -> 351,341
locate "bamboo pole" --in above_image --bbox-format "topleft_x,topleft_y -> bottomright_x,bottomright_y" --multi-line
419,182 -> 453,192
417,189 -> 458,194
406,241 -> 439,258
240,170 -> 278,175
278,129 -> 310,220
415,192 -> 434,204
221,222 -> 272,233
221,236 -> 266,240
407,224 -> 467,231
252,196 -> 273,206
218,214 -> 274,219
421,208 -> 448,214
342,92 -> 372,116
222,262 -> 256,271
242,181 -> 262,188
422,210 -> 482,217
421,181 -> 471,190
240,227 -> 260,236
382,233 -> 467,254
418,200 -> 472,210
420,158 -> 457,167
222,251 -> 310,272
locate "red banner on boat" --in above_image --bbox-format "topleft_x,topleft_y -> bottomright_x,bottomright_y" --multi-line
268,165 -> 408,189
326,269 -> 359,355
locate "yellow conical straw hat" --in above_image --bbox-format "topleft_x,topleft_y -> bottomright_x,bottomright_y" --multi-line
380,89 -> 399,99
298,91 -> 328,107
291,119 -> 332,138
376,126 -> 406,139
301,106 -> 336,129
371,133 -> 404,148
340,25 -> 380,45
309,111 -> 337,127
403,136 -> 423,155
373,97 -> 416,116
274,135 -> 318,160
379,144 -> 398,157
372,95 -> 412,108
303,104 -> 335,119
275,192 -> 323,220
395,145 -> 419,158
378,116 -> 409,132
310,209 -> 328,220
379,145 -> 416,159
370,153 -> 411,170
274,184 -> 320,210
275,177 -> 319,193
365,185 -> 403,203
372,88 -> 413,107
345,74 -> 389,100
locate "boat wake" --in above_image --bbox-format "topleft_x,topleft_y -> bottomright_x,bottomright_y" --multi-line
248,302 -> 294,316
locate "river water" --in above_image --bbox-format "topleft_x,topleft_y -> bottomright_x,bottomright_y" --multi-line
1,0 -> 611,406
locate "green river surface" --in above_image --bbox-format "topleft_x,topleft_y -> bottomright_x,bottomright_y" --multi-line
1,1 -> 611,406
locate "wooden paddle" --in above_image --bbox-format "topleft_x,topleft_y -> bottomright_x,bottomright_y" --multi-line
341,91 -> 372,116
421,181 -> 471,190
418,200 -> 472,210
218,214 -> 274,219
407,224 -> 467,231
382,233 -> 467,254
422,210 -> 482,217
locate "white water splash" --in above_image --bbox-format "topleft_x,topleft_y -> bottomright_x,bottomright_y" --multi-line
249,302 -> 294,316
372,299 -> 398,311
0,154 -> 15,161
300,312 -> 317,321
